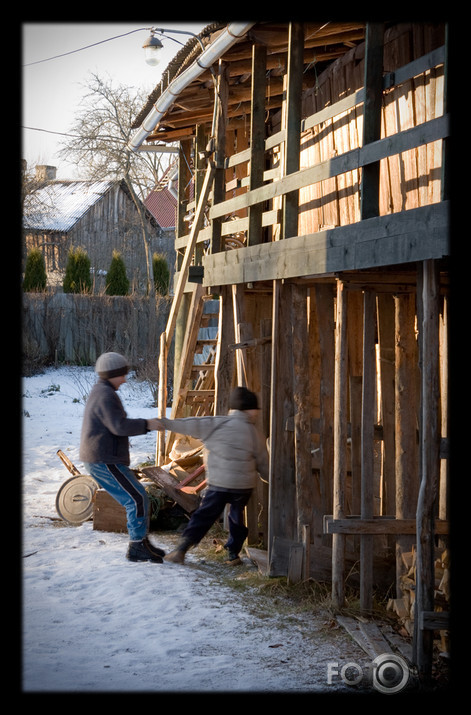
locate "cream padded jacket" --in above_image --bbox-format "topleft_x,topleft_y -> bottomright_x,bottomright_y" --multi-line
159,410 -> 269,490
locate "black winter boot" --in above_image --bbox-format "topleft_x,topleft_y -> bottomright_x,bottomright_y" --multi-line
143,537 -> 166,557
127,539 -> 164,563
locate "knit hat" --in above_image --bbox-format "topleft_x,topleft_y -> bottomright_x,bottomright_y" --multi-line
95,352 -> 129,379
229,386 -> 259,411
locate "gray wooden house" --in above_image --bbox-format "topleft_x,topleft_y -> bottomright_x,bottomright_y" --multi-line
129,21 -> 450,682
23,166 -> 170,293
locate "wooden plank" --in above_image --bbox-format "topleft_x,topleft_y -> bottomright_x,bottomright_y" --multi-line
332,280 -> 348,608
360,290 -> 376,611
287,544 -> 304,585
415,259 -> 442,677
269,536 -> 302,577
361,23 -> 385,220
93,489 -> 127,533
268,281 -> 297,574
203,202 -> 449,287
247,44 -> 267,246
336,616 -> 393,659
245,546 -> 268,575
141,466 -> 200,513
209,115 -> 449,221
395,292 -> 420,595
211,61 -> 229,256
419,611 -> 449,631
282,22 -> 304,238
292,284 -> 314,542
324,516 -> 449,535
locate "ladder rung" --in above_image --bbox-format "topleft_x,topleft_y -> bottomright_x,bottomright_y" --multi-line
185,390 -> 215,402
191,364 -> 215,374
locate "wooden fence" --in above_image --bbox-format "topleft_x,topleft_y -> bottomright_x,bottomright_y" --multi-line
22,292 -> 171,375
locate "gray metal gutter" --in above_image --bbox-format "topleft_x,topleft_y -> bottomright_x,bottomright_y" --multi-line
127,21 -> 256,153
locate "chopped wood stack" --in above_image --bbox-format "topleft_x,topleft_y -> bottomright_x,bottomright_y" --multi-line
387,546 -> 450,650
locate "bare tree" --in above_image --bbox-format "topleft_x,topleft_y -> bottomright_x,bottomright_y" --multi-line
58,72 -> 175,294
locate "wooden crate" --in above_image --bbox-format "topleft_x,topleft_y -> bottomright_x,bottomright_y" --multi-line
93,489 -> 128,533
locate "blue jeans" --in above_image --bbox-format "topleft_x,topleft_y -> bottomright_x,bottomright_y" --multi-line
181,488 -> 252,556
84,462 -> 149,541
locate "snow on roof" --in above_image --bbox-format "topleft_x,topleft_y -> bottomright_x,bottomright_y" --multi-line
23,180 -> 115,232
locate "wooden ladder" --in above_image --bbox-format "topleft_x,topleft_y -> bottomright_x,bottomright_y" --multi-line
164,283 -> 220,458
156,161 -> 216,465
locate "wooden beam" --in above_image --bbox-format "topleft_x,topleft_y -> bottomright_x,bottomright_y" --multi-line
395,292 -> 420,595
282,22 -> 304,238
332,280 -> 348,608
211,61 -> 229,256
415,259 -> 442,679
361,22 -> 385,220
203,202 -> 450,287
360,290 -> 376,611
247,44 -> 267,246
325,517 -> 449,535
268,281 -> 297,573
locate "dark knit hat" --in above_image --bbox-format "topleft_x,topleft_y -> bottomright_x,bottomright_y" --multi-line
95,352 -> 129,379
229,386 -> 259,411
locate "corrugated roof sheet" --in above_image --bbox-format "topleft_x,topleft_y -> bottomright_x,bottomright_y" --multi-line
23,180 -> 115,232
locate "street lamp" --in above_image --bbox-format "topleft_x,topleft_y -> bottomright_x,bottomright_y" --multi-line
142,33 -> 164,66
142,27 -> 205,67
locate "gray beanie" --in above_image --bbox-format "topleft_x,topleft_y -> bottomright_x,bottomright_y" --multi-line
95,352 -> 129,379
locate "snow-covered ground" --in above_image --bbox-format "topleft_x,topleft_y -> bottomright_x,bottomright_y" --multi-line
22,366 -> 373,695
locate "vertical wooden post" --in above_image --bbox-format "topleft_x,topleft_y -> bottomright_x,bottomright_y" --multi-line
360,22 -> 384,220
332,280 -> 348,608
376,294 -> 396,516
282,22 -> 304,239
292,284 -> 314,546
248,44 -> 267,246
347,290 -> 363,517
268,281 -> 297,565
194,124 -> 207,265
360,290 -> 376,612
395,292 -> 419,595
156,330 -> 167,465
416,260 -> 441,679
211,61 -> 229,256
314,283 -> 335,540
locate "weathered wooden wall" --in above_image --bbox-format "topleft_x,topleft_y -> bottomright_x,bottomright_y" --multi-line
284,22 -> 445,237
24,183 -> 175,294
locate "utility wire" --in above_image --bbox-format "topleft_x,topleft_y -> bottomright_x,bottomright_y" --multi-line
23,27 -> 148,67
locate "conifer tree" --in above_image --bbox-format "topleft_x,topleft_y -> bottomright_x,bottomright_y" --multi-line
63,247 -> 92,293
106,250 -> 130,295
152,252 -> 170,295
23,247 -> 47,292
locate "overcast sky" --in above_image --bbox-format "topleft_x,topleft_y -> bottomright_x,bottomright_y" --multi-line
22,21 -> 209,179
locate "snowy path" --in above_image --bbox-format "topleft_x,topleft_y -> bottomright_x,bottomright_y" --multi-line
22,367 -> 371,694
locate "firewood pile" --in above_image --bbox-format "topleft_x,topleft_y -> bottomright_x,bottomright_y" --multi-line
387,546 -> 450,650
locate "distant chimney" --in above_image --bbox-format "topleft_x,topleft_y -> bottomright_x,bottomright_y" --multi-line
36,165 -> 57,182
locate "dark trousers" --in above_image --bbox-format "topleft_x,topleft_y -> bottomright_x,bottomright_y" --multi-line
181,488 -> 252,556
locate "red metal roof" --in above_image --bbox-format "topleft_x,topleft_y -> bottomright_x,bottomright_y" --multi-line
145,187 -> 177,229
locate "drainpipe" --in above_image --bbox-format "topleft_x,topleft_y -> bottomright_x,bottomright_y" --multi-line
127,21 -> 255,153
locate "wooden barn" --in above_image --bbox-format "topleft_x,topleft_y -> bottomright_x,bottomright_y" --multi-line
23,166 -> 169,293
129,21 -> 450,680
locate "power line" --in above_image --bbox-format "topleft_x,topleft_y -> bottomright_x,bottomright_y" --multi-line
23,27 -> 148,67
22,126 -> 81,138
